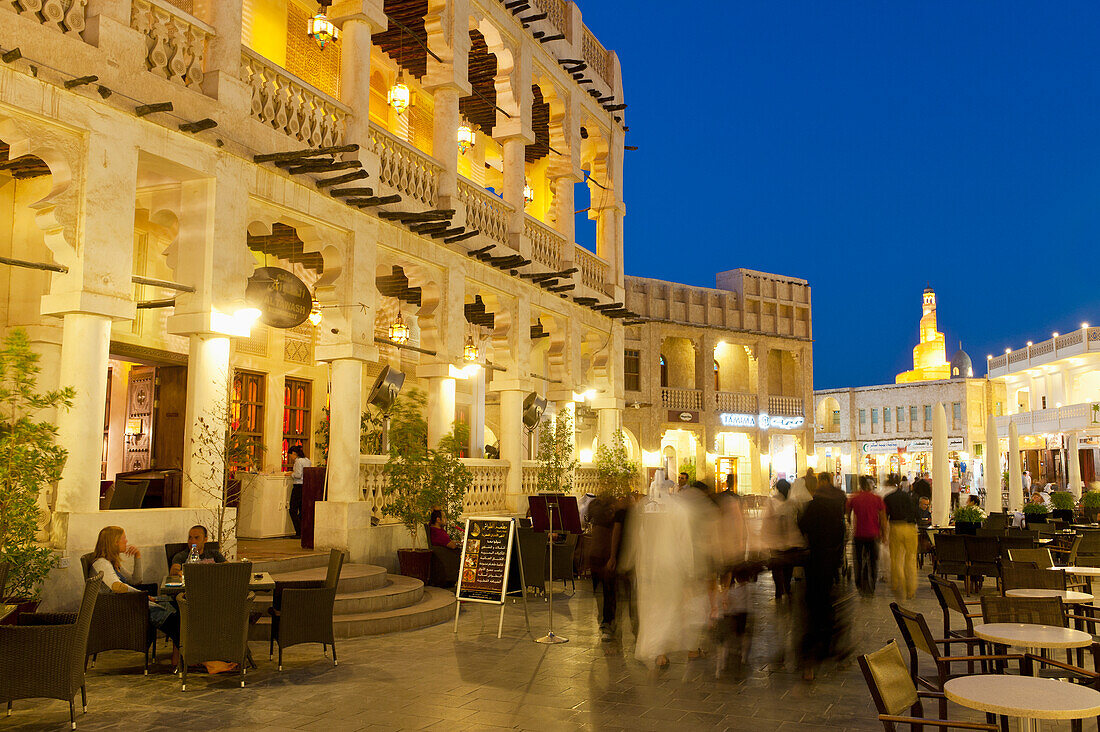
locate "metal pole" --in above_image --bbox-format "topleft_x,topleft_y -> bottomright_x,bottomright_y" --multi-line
535,502 -> 568,644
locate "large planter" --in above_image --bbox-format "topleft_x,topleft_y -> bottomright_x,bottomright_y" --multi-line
1052,509 -> 1074,523
955,522 -> 979,536
397,548 -> 432,584
1085,506 -> 1100,524
0,599 -> 39,626
1025,513 -> 1049,528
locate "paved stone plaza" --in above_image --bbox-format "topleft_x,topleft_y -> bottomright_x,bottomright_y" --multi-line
1,568 -> 1087,731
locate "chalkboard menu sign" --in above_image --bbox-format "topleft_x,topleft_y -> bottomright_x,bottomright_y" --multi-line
455,517 -> 517,604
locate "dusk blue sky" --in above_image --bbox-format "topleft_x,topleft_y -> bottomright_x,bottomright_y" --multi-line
578,1 -> 1100,389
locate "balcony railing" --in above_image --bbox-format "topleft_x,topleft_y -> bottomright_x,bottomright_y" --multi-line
241,48 -> 349,148
767,396 -> 804,418
996,402 -> 1098,437
361,455 -> 510,521
988,327 -> 1100,376
662,387 -> 702,411
530,0 -> 568,37
582,27 -> 610,82
131,0 -> 212,89
458,178 -> 511,245
525,215 -> 567,270
368,123 -> 440,207
575,465 -> 599,495
4,0 -> 86,36
575,245 -> 609,293
716,391 -> 757,413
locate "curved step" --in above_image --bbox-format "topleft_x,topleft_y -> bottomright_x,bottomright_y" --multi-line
332,587 -> 456,637
333,575 -> 424,614
270,563 -> 387,593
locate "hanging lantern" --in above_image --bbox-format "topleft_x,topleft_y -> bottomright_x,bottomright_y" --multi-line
308,300 -> 323,326
463,335 -> 479,363
308,3 -> 339,49
523,180 -> 535,205
389,312 -> 410,345
457,124 -> 476,154
388,77 -> 411,115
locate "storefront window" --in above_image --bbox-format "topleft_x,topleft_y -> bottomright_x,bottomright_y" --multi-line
283,378 -> 312,469
231,370 -> 265,471
923,404 -> 932,422
909,405 -> 919,422
952,402 -> 962,426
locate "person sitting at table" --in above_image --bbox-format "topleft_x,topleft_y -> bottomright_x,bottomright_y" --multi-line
92,526 -> 182,660
966,495 -> 981,508
169,525 -> 227,577
427,510 -> 460,587
916,496 -> 933,528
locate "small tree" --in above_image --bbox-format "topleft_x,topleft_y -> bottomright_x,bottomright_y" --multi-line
594,429 -> 639,498
0,329 -> 74,599
382,389 -> 471,543
189,371 -> 264,550
536,410 -> 577,494
315,405 -> 386,465
679,458 -> 697,484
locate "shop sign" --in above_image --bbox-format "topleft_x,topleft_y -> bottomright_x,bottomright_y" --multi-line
668,410 -> 699,423
245,267 -> 312,329
863,437 -> 965,454
719,412 -> 805,430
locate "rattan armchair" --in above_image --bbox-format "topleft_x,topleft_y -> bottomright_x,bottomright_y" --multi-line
268,548 -> 345,670
933,534 -> 971,592
0,575 -> 100,730
78,553 -> 154,674
1000,564 -> 1067,593
858,641 -> 997,732
178,562 -> 253,691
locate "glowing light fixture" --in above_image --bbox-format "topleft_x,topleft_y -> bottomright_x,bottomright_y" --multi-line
389,312 -> 410,344
523,180 -> 534,204
1053,332 -> 1059,337
463,335 -> 479,362
235,307 -> 262,325
457,124 -> 476,154
308,300 -> 323,326
1083,323 -> 1090,329
1026,341 -> 1032,346
308,2 -> 339,49
388,75 -> 411,114
1005,348 -> 1011,354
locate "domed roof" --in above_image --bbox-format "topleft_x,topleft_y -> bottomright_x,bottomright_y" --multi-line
950,347 -> 973,379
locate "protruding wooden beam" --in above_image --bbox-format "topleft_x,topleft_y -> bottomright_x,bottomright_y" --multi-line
329,186 -> 375,198
135,102 -> 173,117
254,144 -> 359,164
446,230 -> 479,244
1,49 -> 22,63
316,170 -> 369,188
287,160 -> 361,175
351,194 -> 401,207
430,227 -> 466,239
63,75 -> 98,89
591,302 -> 624,311
179,118 -> 217,133
547,283 -> 575,292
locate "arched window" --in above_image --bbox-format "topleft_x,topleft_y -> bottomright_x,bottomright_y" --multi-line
714,359 -> 720,391
660,355 -> 668,387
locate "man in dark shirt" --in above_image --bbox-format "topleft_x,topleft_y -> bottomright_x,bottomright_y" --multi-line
797,472 -> 847,681
883,479 -> 918,600
586,495 -> 627,642
169,525 -> 227,576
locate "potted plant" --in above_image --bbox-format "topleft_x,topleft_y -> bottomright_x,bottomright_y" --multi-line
952,505 -> 984,535
0,329 -> 74,618
382,390 -> 471,582
1049,491 -> 1076,522
1082,491 -> 1100,524
594,429 -> 640,498
536,410 -> 578,494
1022,501 -> 1050,527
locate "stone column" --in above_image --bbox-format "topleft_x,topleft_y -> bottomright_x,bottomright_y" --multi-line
932,402 -> 950,526
332,1 -> 387,152
984,411 -> 999,511
432,86 -> 462,207
53,314 -> 113,514
194,0 -> 247,102
749,434 -> 766,495
328,359 -> 364,502
499,389 -> 526,511
501,136 -> 529,255
1008,421 -> 1023,512
469,367 -> 486,458
182,334 -> 231,508
1068,432 -> 1083,498
597,406 -> 621,449
426,375 -> 457,448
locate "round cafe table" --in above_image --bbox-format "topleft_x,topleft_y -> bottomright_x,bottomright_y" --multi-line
1005,588 -> 1094,604
973,622 -> 1091,655
1050,565 -> 1100,596
944,675 -> 1100,732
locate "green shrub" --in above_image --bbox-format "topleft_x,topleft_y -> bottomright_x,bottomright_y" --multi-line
1050,491 -> 1076,511
953,505 -> 984,524
1022,502 -> 1050,515
1082,491 -> 1100,509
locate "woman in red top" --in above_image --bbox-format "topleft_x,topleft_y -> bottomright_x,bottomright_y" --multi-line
847,476 -> 887,596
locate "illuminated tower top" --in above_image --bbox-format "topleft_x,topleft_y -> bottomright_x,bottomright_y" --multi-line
896,287 -> 950,383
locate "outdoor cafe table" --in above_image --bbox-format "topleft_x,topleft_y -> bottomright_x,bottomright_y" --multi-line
1051,566 -> 1100,596
1005,588 -> 1094,604
973,622 -> 1092,656
160,571 -> 275,596
944,675 -> 1100,732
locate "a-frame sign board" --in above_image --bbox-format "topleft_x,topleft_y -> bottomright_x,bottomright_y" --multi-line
453,516 -> 531,638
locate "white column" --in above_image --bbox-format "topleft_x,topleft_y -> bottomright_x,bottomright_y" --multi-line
182,334 -> 231,508
557,400 -> 577,460
499,389 -> 525,511
984,412 -> 999,511
750,434 -> 766,495
53,314 -> 113,514
1008,421 -> 1023,511
501,136 -> 528,254
932,402 -> 950,526
1068,432 -> 1083,498
196,0 -> 245,99
427,376 -> 457,448
597,407 -> 621,449
432,87 -> 461,205
469,368 -> 486,458
328,359 -> 363,502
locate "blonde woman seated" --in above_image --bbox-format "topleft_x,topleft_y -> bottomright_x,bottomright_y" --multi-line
92,526 -> 235,674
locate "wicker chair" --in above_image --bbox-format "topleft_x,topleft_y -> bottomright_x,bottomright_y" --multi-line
858,641 -> 997,732
983,513 -> 1008,531
548,533 -> 578,594
268,549 -> 345,671
963,536 -> 1000,591
1075,531 -> 1100,566
0,574 -> 100,729
1001,564 -> 1067,593
1006,547 -> 1055,569
981,595 -> 1066,626
178,562 -> 252,691
890,602 -> 1021,723
517,526 -> 547,595
928,576 -> 985,674
78,553 -> 154,674
164,541 -> 221,569
933,534 -> 970,592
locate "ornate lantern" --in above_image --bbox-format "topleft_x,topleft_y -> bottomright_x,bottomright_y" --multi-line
308,300 -> 323,326
308,2 -> 339,49
523,180 -> 535,205
389,312 -> 410,345
457,124 -> 476,154
463,335 -> 479,363
388,77 -> 411,115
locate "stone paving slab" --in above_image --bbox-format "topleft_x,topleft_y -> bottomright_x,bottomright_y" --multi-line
1,567 -> 1090,731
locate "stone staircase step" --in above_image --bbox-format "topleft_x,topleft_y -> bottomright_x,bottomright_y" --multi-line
269,564 -> 388,593
333,575 -> 424,614
332,587 -> 456,637
249,552 -> 329,574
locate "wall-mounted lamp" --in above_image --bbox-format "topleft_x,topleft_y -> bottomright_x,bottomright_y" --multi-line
389,312 -> 410,344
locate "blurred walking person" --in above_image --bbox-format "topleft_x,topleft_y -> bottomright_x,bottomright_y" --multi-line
763,479 -> 804,603
847,476 -> 886,596
884,474 -> 919,600
796,472 -> 846,681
